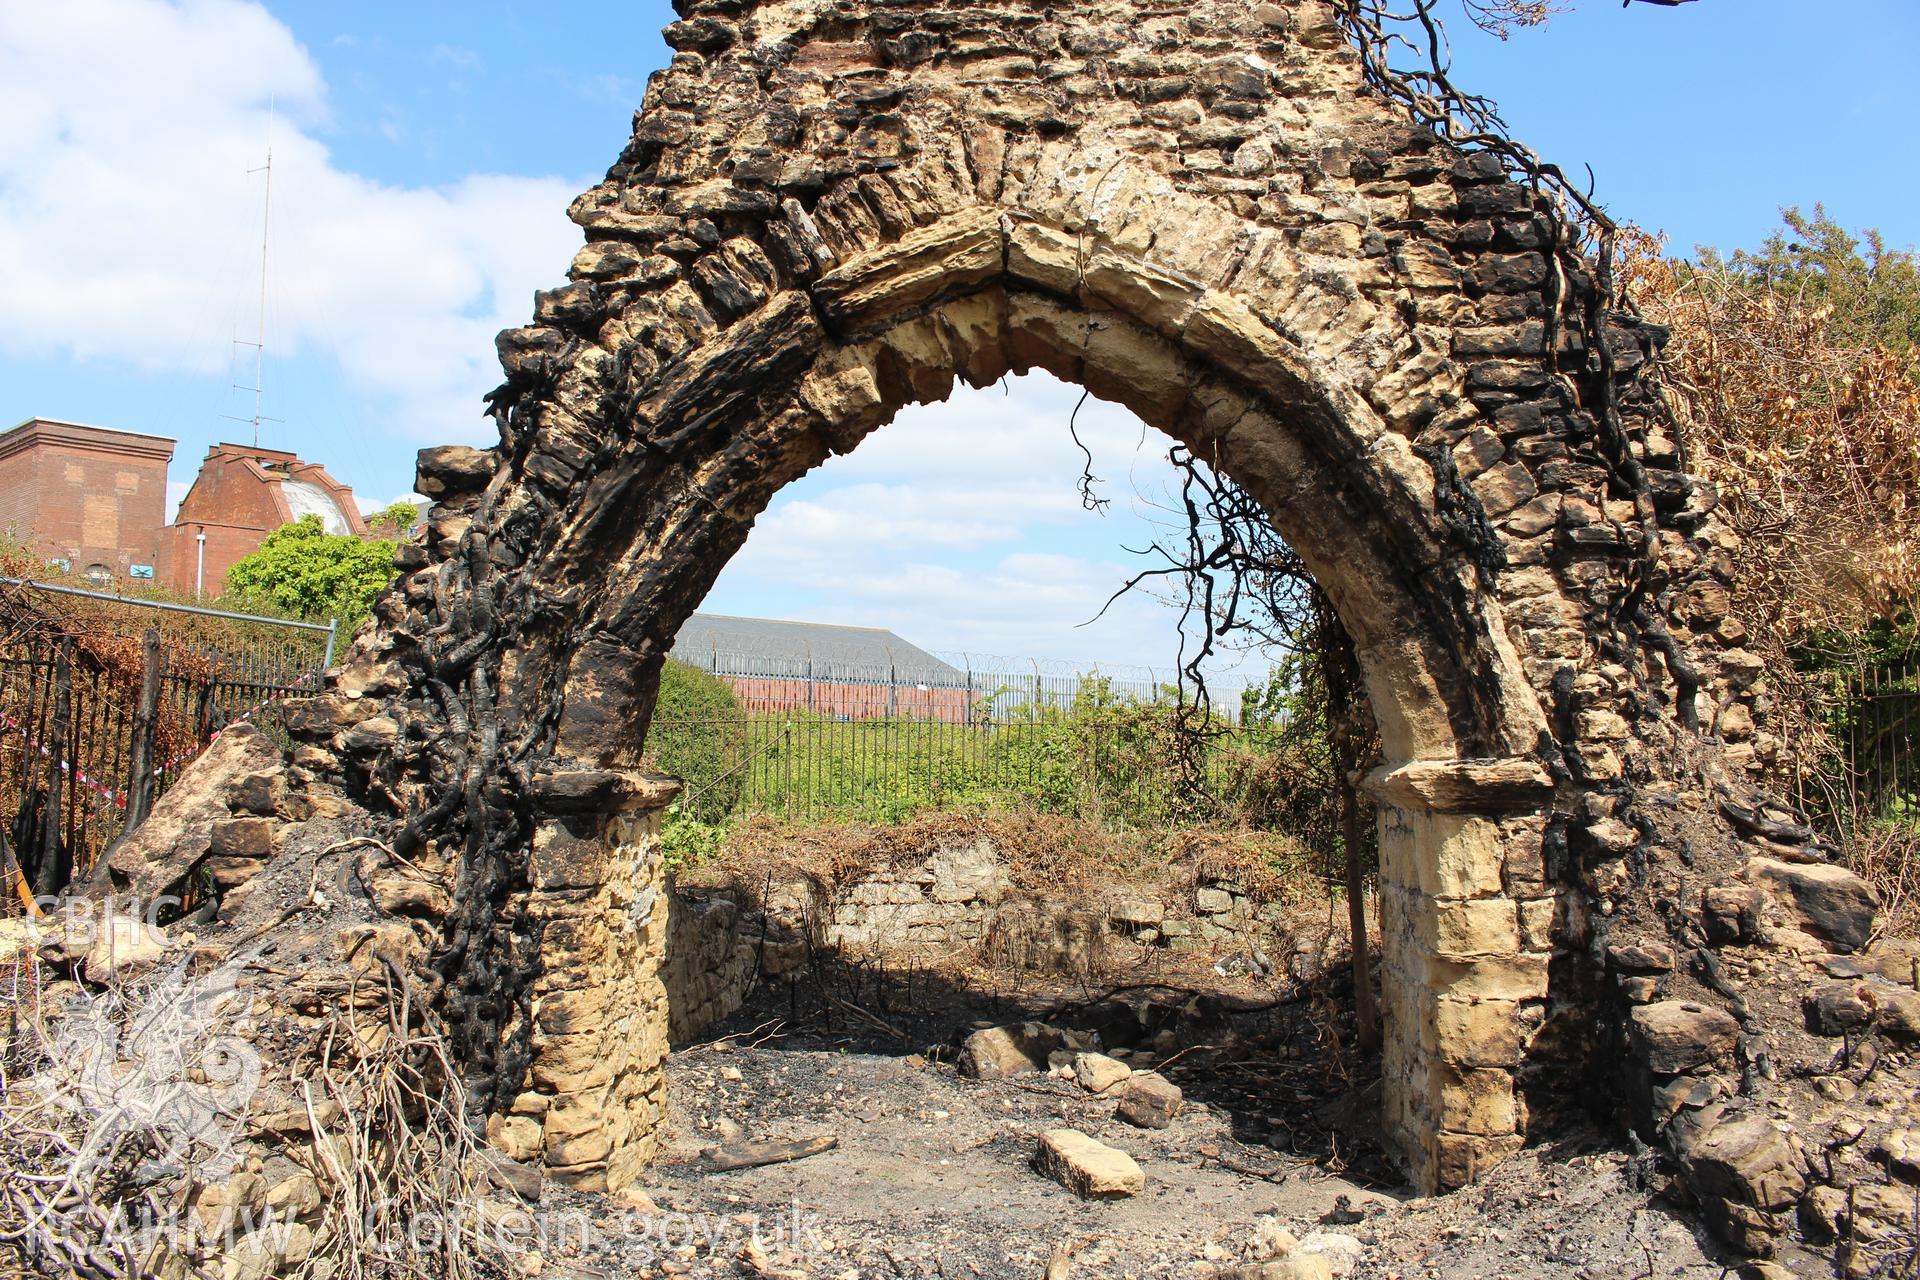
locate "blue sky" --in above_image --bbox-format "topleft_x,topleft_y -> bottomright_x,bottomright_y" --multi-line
1,0 -> 1913,675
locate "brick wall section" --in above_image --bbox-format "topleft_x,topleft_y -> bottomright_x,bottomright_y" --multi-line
718,674 -> 970,719
0,419 -> 173,583
156,522 -> 273,597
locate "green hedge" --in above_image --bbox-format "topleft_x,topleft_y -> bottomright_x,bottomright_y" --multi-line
647,660 -> 748,822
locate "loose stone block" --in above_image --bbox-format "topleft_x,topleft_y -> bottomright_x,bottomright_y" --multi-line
1747,858 -> 1877,954
1035,1129 -> 1145,1198
1630,1001 -> 1740,1076
1072,1052 -> 1133,1095
1115,1072 -> 1184,1128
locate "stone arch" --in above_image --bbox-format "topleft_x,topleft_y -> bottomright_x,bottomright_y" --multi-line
298,0 -> 1792,1221
544,218 -> 1544,769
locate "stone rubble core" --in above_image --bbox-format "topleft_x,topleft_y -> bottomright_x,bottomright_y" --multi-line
75,0 -> 1906,1266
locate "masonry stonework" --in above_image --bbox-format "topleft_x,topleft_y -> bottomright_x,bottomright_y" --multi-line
322,0 -> 1782,1200
97,0 -> 1893,1259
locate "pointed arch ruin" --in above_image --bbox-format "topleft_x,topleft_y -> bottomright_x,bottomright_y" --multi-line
142,0 -> 1846,1244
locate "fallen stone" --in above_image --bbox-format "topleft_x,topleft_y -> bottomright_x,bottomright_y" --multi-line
958,1022 -> 1065,1079
1243,1216 -> 1299,1261
0,917 -> 52,964
1878,1129 -> 1920,1182
81,915 -> 168,983
1848,1181 -> 1920,1235
1294,1232 -> 1363,1277
1749,858 -> 1877,954
208,816 -> 277,859
1115,1071 -> 1184,1128
1677,1115 -> 1807,1213
224,1226 -> 288,1280
1607,942 -> 1676,974
1804,982 -> 1876,1036
1701,883 -> 1765,945
1626,976 -> 1668,1004
265,1172 -> 323,1220
1877,986 -> 1920,1042
1072,1052 -> 1132,1095
1221,1260 -> 1333,1280
473,1147 -> 543,1203
1035,1129 -> 1144,1199
1629,1001 -> 1739,1075
81,725 -> 282,905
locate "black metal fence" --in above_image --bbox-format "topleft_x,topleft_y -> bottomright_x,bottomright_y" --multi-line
650,712 -> 1282,827
0,584 -> 330,901
673,645 -> 1256,723
1844,662 -> 1920,824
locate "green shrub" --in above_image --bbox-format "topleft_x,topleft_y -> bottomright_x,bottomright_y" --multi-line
646,660 -> 748,822
221,515 -> 398,631
657,808 -> 728,873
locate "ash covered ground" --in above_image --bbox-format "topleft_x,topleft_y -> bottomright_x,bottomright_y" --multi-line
524,951 -> 1753,1279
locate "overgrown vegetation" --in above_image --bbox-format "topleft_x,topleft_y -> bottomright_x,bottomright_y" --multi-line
1625,208 -> 1920,925
223,515 -> 403,631
678,807 -> 1317,910
653,679 -> 1249,823
642,673 -> 1363,923
647,659 -> 749,822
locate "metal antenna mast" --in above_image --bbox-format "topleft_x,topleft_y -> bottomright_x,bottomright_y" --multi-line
227,103 -> 280,447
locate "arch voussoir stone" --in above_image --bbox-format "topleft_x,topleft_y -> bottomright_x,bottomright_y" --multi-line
119,0 -> 1874,1255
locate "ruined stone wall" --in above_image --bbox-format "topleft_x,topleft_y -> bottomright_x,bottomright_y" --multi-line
486,780 -> 680,1193
662,836 -> 1307,1044
319,0 -> 1751,1198
87,0 -> 1900,1261
662,888 -> 808,1041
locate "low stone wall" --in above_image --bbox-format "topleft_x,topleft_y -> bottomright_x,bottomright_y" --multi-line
822,838 -> 1010,948
662,889 -> 807,1042
664,835 -> 1300,1043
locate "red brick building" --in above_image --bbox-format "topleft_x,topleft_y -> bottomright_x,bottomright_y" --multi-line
159,444 -> 367,596
0,418 -> 175,587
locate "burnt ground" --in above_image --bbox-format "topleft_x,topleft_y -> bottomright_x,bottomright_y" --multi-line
519,946 -> 1760,1280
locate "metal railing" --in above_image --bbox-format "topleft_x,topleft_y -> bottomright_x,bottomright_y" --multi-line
1844,662 -> 1920,824
672,645 -> 1255,724
0,582 -> 331,900
649,712 -> 1280,828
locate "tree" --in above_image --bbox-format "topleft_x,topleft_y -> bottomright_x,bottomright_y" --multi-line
1458,0 -> 1695,36
222,515 -> 399,629
365,501 -> 421,538
1712,207 -> 1920,355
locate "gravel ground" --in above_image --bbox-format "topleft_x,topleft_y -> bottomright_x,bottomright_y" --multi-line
515,956 -> 1765,1280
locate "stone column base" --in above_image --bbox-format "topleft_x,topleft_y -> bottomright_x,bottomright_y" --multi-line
1369,760 -> 1558,1192
485,768 -> 679,1193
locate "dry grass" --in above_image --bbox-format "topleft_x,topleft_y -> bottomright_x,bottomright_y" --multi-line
677,809 -> 1317,906
0,937 -> 507,1280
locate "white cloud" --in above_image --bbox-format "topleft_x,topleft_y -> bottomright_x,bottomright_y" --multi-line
0,0 -> 581,443
704,372 -> 1263,683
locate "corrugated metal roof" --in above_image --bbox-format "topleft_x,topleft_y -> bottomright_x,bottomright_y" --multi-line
669,612 -> 961,681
